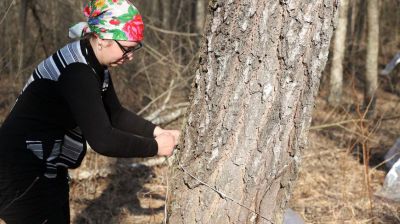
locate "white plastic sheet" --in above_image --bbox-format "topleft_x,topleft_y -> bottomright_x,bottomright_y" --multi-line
376,157 -> 400,201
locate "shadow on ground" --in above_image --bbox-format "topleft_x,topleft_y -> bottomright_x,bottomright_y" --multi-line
74,159 -> 165,224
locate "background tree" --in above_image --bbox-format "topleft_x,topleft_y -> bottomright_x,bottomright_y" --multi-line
364,0 -> 379,116
166,0 -> 338,223
328,0 -> 349,106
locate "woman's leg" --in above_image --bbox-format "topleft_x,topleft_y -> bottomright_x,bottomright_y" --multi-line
0,172 -> 70,224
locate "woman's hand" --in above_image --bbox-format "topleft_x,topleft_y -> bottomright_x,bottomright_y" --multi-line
154,126 -> 181,156
155,132 -> 176,156
154,126 -> 181,142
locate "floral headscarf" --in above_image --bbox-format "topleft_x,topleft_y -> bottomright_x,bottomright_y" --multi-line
69,0 -> 144,42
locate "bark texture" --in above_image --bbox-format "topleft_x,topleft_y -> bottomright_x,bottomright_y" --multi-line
167,0 -> 338,223
365,0 -> 379,114
329,0 -> 349,106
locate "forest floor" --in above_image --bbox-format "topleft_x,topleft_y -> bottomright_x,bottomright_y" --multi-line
288,87 -> 400,224
0,74 -> 399,224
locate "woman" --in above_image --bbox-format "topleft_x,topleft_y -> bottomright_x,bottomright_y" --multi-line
0,0 -> 179,223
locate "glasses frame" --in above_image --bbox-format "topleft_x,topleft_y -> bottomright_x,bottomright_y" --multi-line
114,40 -> 143,57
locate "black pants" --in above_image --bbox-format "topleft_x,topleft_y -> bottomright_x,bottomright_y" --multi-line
0,170 -> 70,224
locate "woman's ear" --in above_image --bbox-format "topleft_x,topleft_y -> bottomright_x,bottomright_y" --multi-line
96,38 -> 104,51
97,38 -> 113,49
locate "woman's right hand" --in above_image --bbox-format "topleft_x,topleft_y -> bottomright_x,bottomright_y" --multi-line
155,132 -> 177,156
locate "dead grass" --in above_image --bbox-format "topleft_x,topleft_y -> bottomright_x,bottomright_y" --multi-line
288,86 -> 400,224
289,131 -> 399,223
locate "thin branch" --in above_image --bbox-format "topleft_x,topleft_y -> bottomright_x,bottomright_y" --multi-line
0,0 -> 15,25
149,107 -> 187,125
146,24 -> 200,37
138,75 -> 193,116
381,115 -> 400,121
309,119 -> 369,130
336,124 -> 378,144
143,43 -> 185,70
371,152 -> 400,171
145,80 -> 175,121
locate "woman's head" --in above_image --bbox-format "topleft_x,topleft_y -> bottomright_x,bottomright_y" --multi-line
69,0 -> 144,66
83,0 -> 144,42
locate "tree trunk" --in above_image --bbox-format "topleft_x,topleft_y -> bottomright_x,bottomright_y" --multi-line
364,0 -> 379,116
195,0 -> 206,33
328,0 -> 349,106
161,0 -> 171,29
348,0 -> 366,65
166,0 -> 338,223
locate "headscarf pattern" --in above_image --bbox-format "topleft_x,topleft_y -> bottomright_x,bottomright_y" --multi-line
69,0 -> 144,42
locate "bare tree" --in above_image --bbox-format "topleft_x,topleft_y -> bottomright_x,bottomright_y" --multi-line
161,0 -> 171,29
329,0 -> 349,106
365,0 -> 379,116
195,0 -> 206,33
166,0 -> 338,223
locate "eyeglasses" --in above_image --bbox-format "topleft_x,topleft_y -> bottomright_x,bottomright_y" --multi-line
114,40 -> 143,57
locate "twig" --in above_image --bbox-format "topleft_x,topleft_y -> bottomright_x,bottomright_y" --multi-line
143,43 -> 185,69
309,119 -> 369,130
130,157 -> 167,167
336,124 -> 377,143
145,80 -> 174,120
150,108 -> 187,125
146,101 -> 189,123
381,115 -> 400,121
138,75 -> 193,116
310,120 -> 378,143
371,152 -> 400,171
138,86 -> 177,116
129,57 -> 166,82
146,24 -> 200,37
358,93 -> 375,214
0,0 -> 15,25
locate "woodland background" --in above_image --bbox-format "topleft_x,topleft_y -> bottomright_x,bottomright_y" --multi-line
0,0 -> 400,223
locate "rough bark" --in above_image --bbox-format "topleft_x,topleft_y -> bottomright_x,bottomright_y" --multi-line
328,0 -> 349,106
166,0 -> 338,223
364,0 -> 379,116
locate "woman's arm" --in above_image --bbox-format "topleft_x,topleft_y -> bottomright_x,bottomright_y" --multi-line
103,76 -> 156,138
58,63 -> 158,157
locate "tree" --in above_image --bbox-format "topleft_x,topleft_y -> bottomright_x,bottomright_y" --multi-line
329,0 -> 349,106
194,0 -> 206,33
166,0 -> 338,223
364,0 -> 379,116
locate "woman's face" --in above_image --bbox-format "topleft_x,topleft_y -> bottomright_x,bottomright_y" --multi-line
99,39 -> 141,67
